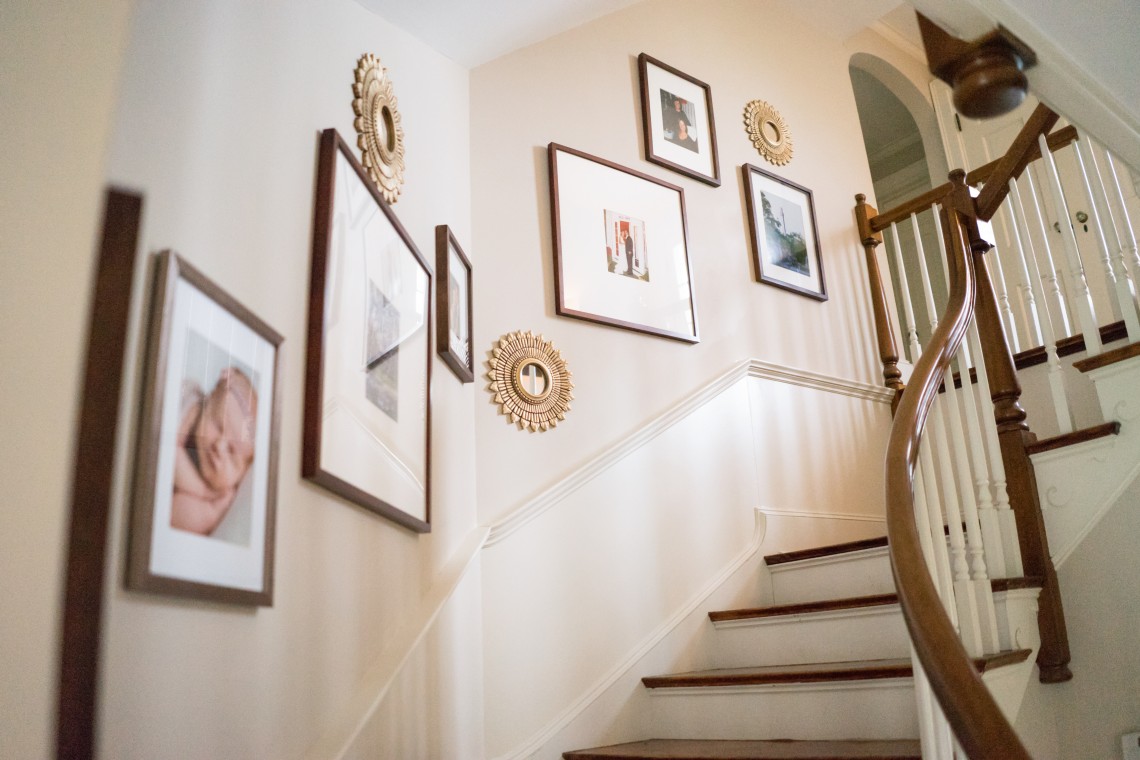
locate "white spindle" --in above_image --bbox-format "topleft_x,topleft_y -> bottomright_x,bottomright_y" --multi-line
1009,180 -> 1075,434
1080,137 -> 1140,339
1092,142 -> 1140,328
913,652 -> 956,760
986,223 -> 1026,351
1104,150 -> 1140,296
890,222 -> 923,362
1037,134 -> 1103,354
993,201 -> 1042,348
1073,138 -> 1135,332
1022,170 -> 1073,338
916,449 -> 955,614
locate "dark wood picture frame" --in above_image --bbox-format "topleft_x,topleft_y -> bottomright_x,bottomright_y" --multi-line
549,142 -> 700,344
742,163 -> 828,301
303,128 -> 432,533
57,188 -> 142,760
128,250 -> 283,606
638,53 -> 721,187
435,225 -> 474,383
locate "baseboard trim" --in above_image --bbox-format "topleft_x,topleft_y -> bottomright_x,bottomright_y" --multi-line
758,506 -> 887,524
490,508 -> 768,760
486,360 -> 891,547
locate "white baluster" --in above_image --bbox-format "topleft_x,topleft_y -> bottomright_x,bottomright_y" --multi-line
986,220 -> 1027,351
992,201 -> 1042,348
916,448 -> 955,616
913,651 -> 956,760
1037,134 -> 1103,354
1072,138 -> 1136,334
1009,180 -> 1074,434
1022,170 -> 1073,337
1085,138 -> 1140,337
1103,148 -> 1140,305
890,222 -> 923,362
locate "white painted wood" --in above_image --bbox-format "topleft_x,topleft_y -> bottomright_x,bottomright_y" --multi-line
708,602 -> 910,668
1075,137 -> 1138,336
1104,149 -> 1140,303
767,546 -> 893,605
1037,133 -> 1104,355
890,221 -> 923,363
917,448 -> 957,620
993,200 -> 1042,349
1021,170 -> 1074,338
646,678 -> 919,741
1008,181 -> 1075,435
987,225 -> 1027,351
1092,141 -> 1140,326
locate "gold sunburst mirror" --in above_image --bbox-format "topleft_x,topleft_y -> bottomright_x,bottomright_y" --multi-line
744,99 -> 794,166
487,331 -> 573,432
352,53 -> 406,204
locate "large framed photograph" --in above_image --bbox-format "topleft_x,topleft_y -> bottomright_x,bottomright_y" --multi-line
435,225 -> 474,383
128,250 -> 283,606
549,143 -> 699,343
742,163 -> 827,301
304,128 -> 432,532
638,53 -> 721,187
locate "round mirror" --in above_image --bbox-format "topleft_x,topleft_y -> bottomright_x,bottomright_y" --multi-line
516,359 -> 552,402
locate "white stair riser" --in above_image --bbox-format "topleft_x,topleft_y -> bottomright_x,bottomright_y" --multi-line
708,606 -> 909,668
769,548 -> 893,605
646,680 -> 918,741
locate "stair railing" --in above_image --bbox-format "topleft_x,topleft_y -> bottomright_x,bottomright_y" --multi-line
850,101 -> 1140,757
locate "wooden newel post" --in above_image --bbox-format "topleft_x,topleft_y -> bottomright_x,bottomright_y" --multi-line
855,194 -> 904,403
950,170 -> 1073,684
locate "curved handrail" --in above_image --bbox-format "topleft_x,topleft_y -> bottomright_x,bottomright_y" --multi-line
884,196 -> 1032,758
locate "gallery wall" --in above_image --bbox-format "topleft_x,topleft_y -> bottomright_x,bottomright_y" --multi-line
468,1 -> 895,755
95,0 -> 481,757
0,0 -> 137,757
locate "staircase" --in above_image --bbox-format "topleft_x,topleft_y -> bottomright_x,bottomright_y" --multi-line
563,531 -> 1047,759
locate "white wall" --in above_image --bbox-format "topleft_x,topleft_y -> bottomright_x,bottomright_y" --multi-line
0,1 -> 136,756
95,0 -> 481,757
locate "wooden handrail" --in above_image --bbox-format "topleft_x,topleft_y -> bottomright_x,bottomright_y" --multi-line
974,104 -> 1060,219
966,125 -> 1079,186
885,181 -> 1032,759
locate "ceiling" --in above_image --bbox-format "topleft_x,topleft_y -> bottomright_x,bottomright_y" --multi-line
354,0 -> 908,68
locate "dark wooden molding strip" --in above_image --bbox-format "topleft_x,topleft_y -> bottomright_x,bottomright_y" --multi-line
1013,320 -> 1128,370
56,189 -> 142,760
710,594 -> 898,622
1073,340 -> 1140,373
991,576 -> 1043,593
642,651 -> 1031,689
563,738 -> 922,759
1025,421 -> 1121,455
764,536 -> 888,566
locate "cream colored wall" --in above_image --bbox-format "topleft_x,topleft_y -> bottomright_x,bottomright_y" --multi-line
470,1 -> 896,755
0,1 -> 136,757
94,0 -> 481,757
470,0 -> 885,528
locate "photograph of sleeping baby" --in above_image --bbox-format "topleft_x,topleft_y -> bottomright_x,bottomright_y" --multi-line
170,330 -> 259,545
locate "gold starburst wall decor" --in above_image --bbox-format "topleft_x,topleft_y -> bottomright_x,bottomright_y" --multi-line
743,99 -> 794,166
352,53 -> 406,204
487,331 -> 574,432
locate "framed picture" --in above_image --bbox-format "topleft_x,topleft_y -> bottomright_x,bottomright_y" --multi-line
435,225 -> 474,383
742,163 -> 827,301
638,53 -> 721,187
128,250 -> 283,606
549,142 -> 699,343
304,128 -> 432,533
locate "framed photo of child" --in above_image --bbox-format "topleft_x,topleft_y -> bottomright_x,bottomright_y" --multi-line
638,53 -> 721,187
128,250 -> 283,606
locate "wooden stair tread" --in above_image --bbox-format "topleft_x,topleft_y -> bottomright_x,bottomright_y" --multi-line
1073,340 -> 1140,372
642,650 -> 1032,688
710,594 -> 898,622
563,738 -> 922,759
764,536 -> 887,566
1025,421 -> 1121,455
1015,319 -> 1127,370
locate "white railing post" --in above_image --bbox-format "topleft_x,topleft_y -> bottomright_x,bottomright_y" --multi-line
1037,134 -> 1104,354
1021,170 -> 1073,338
992,201 -> 1042,349
1073,138 -> 1140,340
1007,182 -> 1075,434
1103,150 -> 1140,305
1085,140 -> 1140,337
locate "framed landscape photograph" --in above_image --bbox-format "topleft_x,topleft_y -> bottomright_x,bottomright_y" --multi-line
128,250 -> 283,606
304,128 -> 432,533
638,53 -> 721,187
742,163 -> 827,301
435,225 -> 474,383
549,142 -> 698,343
